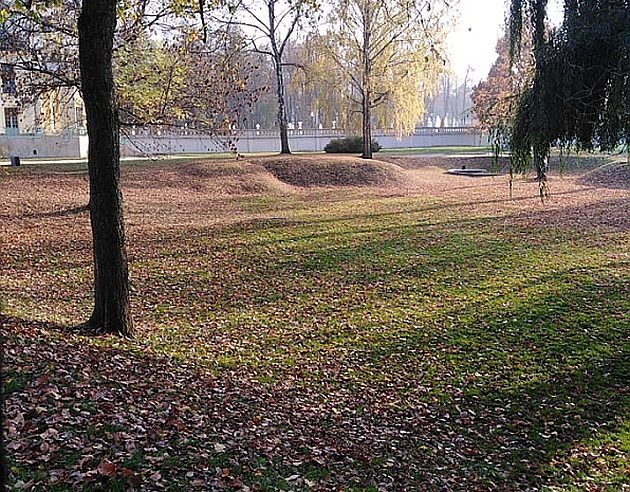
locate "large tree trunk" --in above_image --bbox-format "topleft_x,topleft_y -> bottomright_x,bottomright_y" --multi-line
78,0 -> 133,336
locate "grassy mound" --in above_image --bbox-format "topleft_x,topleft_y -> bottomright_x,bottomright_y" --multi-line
254,155 -> 406,187
124,160 -> 295,196
578,161 -> 630,189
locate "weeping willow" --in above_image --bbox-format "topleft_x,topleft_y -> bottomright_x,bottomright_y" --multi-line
508,0 -> 630,196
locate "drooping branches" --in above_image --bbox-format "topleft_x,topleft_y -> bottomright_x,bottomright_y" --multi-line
508,0 -> 630,188
471,34 -> 534,175
305,0 -> 450,159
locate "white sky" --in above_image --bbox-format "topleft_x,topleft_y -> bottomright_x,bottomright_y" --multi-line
447,0 -> 564,84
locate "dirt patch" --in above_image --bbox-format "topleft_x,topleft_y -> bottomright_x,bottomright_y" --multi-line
253,155 -> 407,187
577,161 -> 630,190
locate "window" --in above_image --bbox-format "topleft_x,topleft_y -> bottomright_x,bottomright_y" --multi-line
5,107 -> 19,132
1,64 -> 17,95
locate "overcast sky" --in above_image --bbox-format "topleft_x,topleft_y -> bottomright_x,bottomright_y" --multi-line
447,0 -> 564,84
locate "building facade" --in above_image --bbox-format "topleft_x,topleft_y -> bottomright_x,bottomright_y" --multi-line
0,63 -> 86,137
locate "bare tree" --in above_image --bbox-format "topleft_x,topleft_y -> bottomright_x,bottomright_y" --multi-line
211,0 -> 314,154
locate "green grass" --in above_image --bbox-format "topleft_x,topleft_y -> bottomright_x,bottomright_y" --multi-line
380,145 -> 493,155
3,163 -> 628,490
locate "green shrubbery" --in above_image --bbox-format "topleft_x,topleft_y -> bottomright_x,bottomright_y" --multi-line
324,136 -> 382,154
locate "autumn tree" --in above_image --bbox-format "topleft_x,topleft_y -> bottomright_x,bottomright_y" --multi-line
305,0 -> 450,159
116,33 -> 264,148
76,0 -> 134,335
471,35 -> 533,153
0,0 -> 132,335
288,38 -> 346,129
1,0 -> 262,335
209,0 -> 315,154
508,0 -> 630,187
0,0 -> 161,114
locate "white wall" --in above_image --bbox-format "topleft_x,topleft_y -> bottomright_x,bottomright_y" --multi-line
0,128 -> 488,159
121,128 -> 489,156
0,135 -> 89,158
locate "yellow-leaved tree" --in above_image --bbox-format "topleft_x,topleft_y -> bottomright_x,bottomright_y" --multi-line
299,0 -> 453,158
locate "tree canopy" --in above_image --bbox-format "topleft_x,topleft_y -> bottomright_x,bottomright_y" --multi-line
471,35 -> 533,151
304,0 -> 450,159
508,0 -> 630,182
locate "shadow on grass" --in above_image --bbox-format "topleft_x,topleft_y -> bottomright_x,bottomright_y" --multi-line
4,291 -> 628,490
219,187 -> 617,249
23,204 -> 89,220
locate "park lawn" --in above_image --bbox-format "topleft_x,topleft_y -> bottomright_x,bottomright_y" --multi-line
379,145 -> 493,155
2,156 -> 629,491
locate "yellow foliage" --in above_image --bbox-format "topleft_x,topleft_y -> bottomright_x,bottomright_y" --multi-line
298,0 -> 449,137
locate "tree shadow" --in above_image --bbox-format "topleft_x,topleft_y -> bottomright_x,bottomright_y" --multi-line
23,204 -> 89,219
4,292 -> 628,490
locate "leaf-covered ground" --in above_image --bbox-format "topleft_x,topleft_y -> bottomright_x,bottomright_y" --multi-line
2,154 -> 629,491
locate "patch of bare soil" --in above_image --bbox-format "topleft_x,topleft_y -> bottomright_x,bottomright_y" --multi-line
252,155 -> 407,187
578,161 -> 630,190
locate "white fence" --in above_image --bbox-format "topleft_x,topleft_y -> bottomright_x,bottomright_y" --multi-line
122,127 -> 489,156
0,127 -> 488,159
0,134 -> 89,158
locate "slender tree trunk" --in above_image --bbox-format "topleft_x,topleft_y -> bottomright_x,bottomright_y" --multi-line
362,93 -> 372,159
274,57 -> 291,154
78,0 -> 133,336
362,22 -> 373,160
533,146 -> 549,201
267,1 -> 291,155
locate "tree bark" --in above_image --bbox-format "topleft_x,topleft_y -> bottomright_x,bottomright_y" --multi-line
274,57 -> 291,155
268,2 -> 291,155
362,93 -> 372,159
362,21 -> 373,160
78,0 -> 133,336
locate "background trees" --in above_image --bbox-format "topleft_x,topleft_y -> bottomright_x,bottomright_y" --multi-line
471,35 -> 533,153
307,0 -> 451,159
210,0 -> 315,154
116,33 -> 264,147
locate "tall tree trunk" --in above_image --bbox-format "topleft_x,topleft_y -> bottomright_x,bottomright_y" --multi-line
78,0 -> 133,337
267,1 -> 291,155
362,93 -> 372,159
362,23 -> 373,160
274,57 -> 291,154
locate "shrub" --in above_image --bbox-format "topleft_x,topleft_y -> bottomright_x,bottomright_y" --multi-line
324,136 -> 381,154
